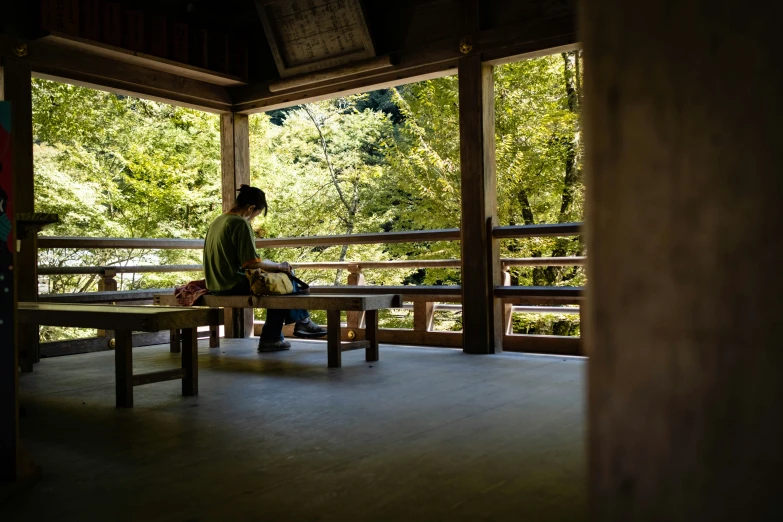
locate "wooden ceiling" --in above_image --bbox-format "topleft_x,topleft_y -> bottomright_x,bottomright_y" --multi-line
0,1 -> 577,113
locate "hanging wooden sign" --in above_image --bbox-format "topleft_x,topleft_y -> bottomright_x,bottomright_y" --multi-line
256,0 -> 376,78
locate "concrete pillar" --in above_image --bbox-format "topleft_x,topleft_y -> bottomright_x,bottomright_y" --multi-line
583,1 -> 783,520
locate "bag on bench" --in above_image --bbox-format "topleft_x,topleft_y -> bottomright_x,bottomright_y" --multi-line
245,269 -> 310,296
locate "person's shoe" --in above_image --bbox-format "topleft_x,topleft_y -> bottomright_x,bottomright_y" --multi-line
293,318 -> 327,339
257,339 -> 291,352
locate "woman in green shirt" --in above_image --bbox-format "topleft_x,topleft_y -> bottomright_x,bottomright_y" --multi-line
204,185 -> 325,351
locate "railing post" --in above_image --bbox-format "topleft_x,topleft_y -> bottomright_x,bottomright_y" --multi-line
97,269 -> 117,340
413,300 -> 434,332
502,264 -> 513,335
98,268 -> 118,292
346,264 -> 365,329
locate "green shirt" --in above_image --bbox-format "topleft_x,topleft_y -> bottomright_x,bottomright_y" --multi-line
203,213 -> 259,294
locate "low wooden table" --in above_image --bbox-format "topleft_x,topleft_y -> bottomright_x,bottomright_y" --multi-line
155,294 -> 402,368
17,303 -> 222,408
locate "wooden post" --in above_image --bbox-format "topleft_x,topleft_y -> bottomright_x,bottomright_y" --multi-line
0,95 -> 18,481
458,54 -> 503,354
326,309 -> 341,368
413,301 -> 434,332
114,329 -> 133,408
584,1 -> 783,518
209,325 -> 219,348
502,265 -> 513,335
346,264 -> 365,329
181,327 -> 198,397
169,329 -> 181,353
220,112 -> 254,338
97,268 -> 117,339
1,58 -> 38,372
365,309 -> 379,362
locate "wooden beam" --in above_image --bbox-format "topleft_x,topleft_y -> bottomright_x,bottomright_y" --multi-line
1,57 -> 38,372
220,112 -> 253,338
502,334 -> 582,356
268,56 -> 395,93
340,327 -> 463,349
131,368 -> 185,387
39,33 -> 247,87
458,53 -> 502,354
0,35 -> 232,113
493,223 -> 582,238
231,15 -> 576,114
255,228 -> 461,248
233,62 -> 457,114
39,331 -> 175,358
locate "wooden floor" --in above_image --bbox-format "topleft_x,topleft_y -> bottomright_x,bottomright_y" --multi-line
4,339 -> 586,522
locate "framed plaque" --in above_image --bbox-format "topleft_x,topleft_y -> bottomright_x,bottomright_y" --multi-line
256,0 -> 376,78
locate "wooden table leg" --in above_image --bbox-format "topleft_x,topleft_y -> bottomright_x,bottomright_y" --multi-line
115,329 -> 133,408
181,327 -> 198,397
169,329 -> 181,353
365,309 -> 379,362
209,324 -> 220,348
327,310 -> 341,368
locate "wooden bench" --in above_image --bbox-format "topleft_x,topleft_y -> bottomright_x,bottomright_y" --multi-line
154,294 -> 402,368
17,303 -> 222,408
38,288 -> 221,351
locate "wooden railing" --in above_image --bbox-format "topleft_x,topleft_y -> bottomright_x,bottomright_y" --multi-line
37,224 -> 584,356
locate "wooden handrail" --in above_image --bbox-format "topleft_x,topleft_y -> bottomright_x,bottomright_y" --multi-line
493,223 -> 582,238
37,257 -> 585,276
38,237 -> 206,249
37,229 -> 461,250
37,223 -> 584,251
38,264 -> 203,275
494,286 -> 584,299
255,228 -> 461,247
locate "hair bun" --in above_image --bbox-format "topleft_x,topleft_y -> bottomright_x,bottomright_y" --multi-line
237,184 -> 250,192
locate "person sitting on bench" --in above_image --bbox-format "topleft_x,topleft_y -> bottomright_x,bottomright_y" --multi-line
203,184 -> 326,351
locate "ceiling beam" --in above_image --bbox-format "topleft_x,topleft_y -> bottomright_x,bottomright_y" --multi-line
231,14 -> 576,114
0,35 -> 233,114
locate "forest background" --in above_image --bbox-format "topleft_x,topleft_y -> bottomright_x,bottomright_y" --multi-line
32,51 -> 584,340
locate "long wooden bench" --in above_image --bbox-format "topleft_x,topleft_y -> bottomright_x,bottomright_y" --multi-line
17,303 -> 222,408
154,294 -> 402,368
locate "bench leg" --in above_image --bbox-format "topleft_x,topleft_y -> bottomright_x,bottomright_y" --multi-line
209,324 -> 220,348
170,329 -> 181,353
115,329 -> 133,408
365,310 -> 379,362
181,327 -> 198,397
327,310 -> 341,368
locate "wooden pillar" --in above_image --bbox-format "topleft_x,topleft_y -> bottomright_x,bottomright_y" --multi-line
0,91 -> 18,481
583,1 -> 783,519
1,58 -> 37,371
458,54 -> 502,354
220,112 -> 253,338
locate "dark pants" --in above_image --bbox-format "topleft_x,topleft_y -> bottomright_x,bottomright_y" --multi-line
219,278 -> 310,342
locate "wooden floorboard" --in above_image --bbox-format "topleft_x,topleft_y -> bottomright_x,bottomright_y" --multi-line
6,340 -> 586,522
